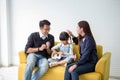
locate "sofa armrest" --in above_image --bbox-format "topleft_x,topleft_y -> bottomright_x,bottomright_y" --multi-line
95,52 -> 111,80
19,50 -> 27,64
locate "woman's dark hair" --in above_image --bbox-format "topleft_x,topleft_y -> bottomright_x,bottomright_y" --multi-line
39,20 -> 51,28
78,21 -> 96,45
59,31 -> 70,41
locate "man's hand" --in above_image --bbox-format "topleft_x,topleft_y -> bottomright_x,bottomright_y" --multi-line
46,41 -> 52,54
39,44 -> 47,51
68,64 -> 77,73
46,41 -> 51,49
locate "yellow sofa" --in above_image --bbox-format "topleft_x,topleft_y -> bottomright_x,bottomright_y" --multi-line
18,43 -> 111,80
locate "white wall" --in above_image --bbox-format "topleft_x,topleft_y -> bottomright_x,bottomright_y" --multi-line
0,0 -> 1,66
0,0 -> 12,66
2,0 -> 120,76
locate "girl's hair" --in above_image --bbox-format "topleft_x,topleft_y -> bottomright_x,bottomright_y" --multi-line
59,31 -> 70,41
78,21 -> 96,45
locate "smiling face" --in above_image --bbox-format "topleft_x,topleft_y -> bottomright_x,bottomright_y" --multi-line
76,26 -> 83,36
61,40 -> 68,45
40,24 -> 50,35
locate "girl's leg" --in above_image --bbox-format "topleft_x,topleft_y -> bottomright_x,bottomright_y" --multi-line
49,60 -> 67,67
49,56 -> 75,67
56,56 -> 75,66
49,57 -> 67,67
57,60 -> 67,65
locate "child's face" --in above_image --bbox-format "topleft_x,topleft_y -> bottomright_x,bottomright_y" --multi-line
61,40 -> 68,45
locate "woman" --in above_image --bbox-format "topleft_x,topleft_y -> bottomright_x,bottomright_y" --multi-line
64,21 -> 98,80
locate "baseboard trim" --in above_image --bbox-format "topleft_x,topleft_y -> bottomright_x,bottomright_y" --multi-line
0,64 -> 2,67
0,64 -> 13,67
110,76 -> 120,79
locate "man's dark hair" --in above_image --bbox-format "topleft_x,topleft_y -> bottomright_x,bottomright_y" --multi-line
39,20 -> 51,28
59,31 -> 70,41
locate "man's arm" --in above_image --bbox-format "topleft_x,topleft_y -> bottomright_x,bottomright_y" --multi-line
25,33 -> 34,54
46,35 -> 55,54
26,44 -> 47,53
26,48 -> 38,53
25,33 -> 47,54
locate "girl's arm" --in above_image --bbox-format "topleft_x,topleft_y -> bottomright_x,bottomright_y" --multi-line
69,44 -> 73,55
52,49 -> 62,54
51,43 -> 62,54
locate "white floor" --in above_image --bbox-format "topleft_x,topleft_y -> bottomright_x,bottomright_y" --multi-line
0,66 -> 18,80
0,66 -> 119,80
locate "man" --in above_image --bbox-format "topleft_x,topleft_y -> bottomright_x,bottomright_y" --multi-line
24,20 -> 54,80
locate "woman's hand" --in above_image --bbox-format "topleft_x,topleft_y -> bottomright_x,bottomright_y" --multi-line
68,64 -> 77,73
66,30 -> 74,38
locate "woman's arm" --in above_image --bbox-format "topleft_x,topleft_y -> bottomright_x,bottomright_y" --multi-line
72,37 -> 78,44
67,30 -> 78,44
75,37 -> 94,66
67,30 -> 75,38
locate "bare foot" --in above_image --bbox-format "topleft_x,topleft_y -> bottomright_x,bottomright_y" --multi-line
49,62 -> 58,67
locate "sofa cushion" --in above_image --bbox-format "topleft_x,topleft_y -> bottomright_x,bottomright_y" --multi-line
40,66 -> 101,80
79,72 -> 101,80
41,66 -> 65,80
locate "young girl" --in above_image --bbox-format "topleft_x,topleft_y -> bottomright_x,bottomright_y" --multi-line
48,31 -> 76,67
64,21 -> 98,80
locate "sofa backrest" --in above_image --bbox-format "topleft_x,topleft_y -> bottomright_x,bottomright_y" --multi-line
96,45 -> 103,59
72,44 -> 103,61
55,42 -> 103,61
95,52 -> 111,80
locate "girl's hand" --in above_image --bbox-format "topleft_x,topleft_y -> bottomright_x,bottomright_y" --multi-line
57,52 -> 64,55
52,50 -> 58,54
68,64 -> 77,73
